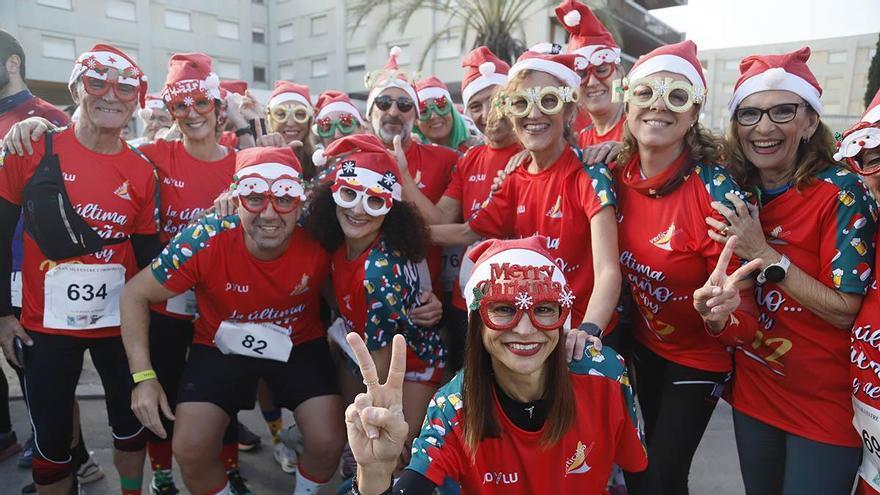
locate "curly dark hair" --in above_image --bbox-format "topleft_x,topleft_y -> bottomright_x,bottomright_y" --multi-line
304,183 -> 429,262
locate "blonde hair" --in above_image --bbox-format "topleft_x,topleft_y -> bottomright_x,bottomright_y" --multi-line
495,70 -> 579,149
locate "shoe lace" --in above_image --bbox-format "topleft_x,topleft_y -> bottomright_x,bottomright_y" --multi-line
226,469 -> 251,495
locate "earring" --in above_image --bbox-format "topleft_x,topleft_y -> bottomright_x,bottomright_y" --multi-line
802,135 -> 811,144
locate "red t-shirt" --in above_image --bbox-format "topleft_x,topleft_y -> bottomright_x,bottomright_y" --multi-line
572,107 -> 592,136
853,243 -> 880,492
442,142 -> 522,309
731,166 -> 876,448
0,93 -> 69,137
0,126 -> 158,337
469,147 -> 616,327
577,115 -> 625,150
151,216 -> 330,346
408,345 -> 646,493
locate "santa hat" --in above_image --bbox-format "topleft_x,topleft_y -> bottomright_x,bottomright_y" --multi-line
324,134 -> 402,202
161,52 -> 221,104
268,81 -> 313,111
728,47 -> 823,115
462,236 -> 575,328
138,94 -> 166,121
554,0 -> 620,66
365,46 -> 419,115
68,43 -> 148,107
508,43 -> 586,89
627,40 -> 707,103
834,88 -> 880,162
415,76 -> 452,104
234,147 -> 305,200
461,46 -> 510,107
219,79 -> 248,96
315,90 -> 364,125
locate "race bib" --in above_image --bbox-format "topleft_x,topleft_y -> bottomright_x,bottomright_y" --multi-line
43,263 -> 125,330
214,320 -> 292,362
166,289 -> 197,316
440,246 -> 464,292
854,398 -> 880,490
10,271 -> 21,309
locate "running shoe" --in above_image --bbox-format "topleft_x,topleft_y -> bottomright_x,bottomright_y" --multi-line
236,422 -> 261,452
226,468 -> 253,495
75,453 -> 104,484
273,442 -> 298,474
279,423 -> 303,454
20,482 -> 35,494
150,469 -> 179,495
0,430 -> 22,462
17,436 -> 33,469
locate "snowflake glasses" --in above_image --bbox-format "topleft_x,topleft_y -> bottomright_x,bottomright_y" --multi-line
331,161 -> 399,217
580,62 -> 616,83
502,86 -> 579,118
836,122 -> 880,176
233,174 -> 304,214
269,104 -> 312,125
165,93 -> 215,119
419,96 -> 452,121
314,114 -> 359,138
82,75 -> 139,103
613,76 -> 705,113
469,263 -> 574,331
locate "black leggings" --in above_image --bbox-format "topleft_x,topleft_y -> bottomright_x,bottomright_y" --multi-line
0,369 -> 10,433
733,409 -> 860,495
627,343 -> 729,495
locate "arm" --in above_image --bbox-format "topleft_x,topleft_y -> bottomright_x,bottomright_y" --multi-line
582,207 -> 621,332
428,223 -> 481,247
0,198 -> 29,366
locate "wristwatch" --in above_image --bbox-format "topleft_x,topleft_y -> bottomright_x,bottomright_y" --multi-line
757,255 -> 790,284
578,322 -> 602,337
234,126 -> 252,137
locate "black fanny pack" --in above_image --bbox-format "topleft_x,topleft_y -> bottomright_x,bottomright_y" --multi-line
21,132 -> 127,261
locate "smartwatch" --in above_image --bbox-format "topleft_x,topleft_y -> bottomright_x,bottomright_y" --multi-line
235,126 -> 252,137
577,322 -> 602,337
757,254 -> 790,284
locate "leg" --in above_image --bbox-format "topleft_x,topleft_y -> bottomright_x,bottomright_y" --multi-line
733,409 -> 786,495
256,379 -> 283,445
0,364 -> 22,460
292,396 -> 345,482
631,342 -> 667,441
782,432 -> 860,495
173,402 -> 231,494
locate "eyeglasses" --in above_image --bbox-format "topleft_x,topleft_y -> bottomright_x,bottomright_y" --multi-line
269,104 -> 312,125
613,77 -> 704,113
580,63 -> 616,82
502,86 -> 578,118
482,301 -> 570,332
855,150 -> 880,176
314,114 -> 359,138
82,76 -> 139,103
234,174 -> 304,214
331,184 -> 391,217
166,94 -> 215,119
373,95 -> 415,113
734,103 -> 805,126
418,96 -> 452,121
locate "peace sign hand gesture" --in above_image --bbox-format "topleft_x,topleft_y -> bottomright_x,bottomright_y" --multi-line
345,332 -> 409,491
693,236 -> 764,334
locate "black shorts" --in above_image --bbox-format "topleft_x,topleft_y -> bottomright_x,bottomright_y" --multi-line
178,338 -> 340,417
21,330 -> 144,462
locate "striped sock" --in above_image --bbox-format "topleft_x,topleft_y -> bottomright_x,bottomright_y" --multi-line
120,475 -> 142,495
293,464 -> 329,495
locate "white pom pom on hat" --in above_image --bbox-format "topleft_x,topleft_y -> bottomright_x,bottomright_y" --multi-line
479,61 -> 496,77
563,10 -> 581,27
204,72 -> 220,90
312,148 -> 327,168
390,46 -> 402,57
761,67 -> 787,88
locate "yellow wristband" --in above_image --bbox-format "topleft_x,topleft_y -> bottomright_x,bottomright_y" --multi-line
132,369 -> 157,384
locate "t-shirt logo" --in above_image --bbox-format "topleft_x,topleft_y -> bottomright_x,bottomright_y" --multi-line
546,195 -> 563,218
564,440 -> 594,476
768,225 -> 789,245
114,180 -> 131,200
650,223 -> 675,251
289,274 -> 310,296
516,205 -> 525,214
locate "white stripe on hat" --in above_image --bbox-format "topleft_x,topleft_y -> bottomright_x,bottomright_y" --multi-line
417,86 -> 452,103
317,101 -> 365,124
268,92 -> 313,111
509,58 -> 581,89
462,73 -> 508,107
628,54 -> 705,97
237,162 -> 299,181
338,166 -> 402,201
728,70 -> 823,115
366,80 -> 420,116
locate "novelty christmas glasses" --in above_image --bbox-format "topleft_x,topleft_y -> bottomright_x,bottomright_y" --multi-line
233,174 -> 304,214
165,94 -> 215,119
502,86 -> 578,118
314,114 -> 359,138
836,121 -> 880,176
82,76 -> 139,103
269,104 -> 312,124
613,76 -> 705,113
330,161 -> 399,217
580,62 -> 616,82
418,96 -> 452,121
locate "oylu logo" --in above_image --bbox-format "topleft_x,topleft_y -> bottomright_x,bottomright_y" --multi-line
483,471 -> 520,485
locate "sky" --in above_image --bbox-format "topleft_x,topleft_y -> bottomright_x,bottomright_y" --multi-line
650,0 -> 880,50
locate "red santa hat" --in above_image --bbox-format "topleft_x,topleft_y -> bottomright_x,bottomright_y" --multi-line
161,52 -> 221,104
728,47 -> 822,116
554,0 -> 620,66
415,76 -> 452,104
315,90 -> 365,125
137,94 -> 167,122
509,43 -> 586,89
68,43 -> 148,107
834,88 -> 880,162
219,79 -> 248,96
627,40 -> 707,103
325,134 -> 402,202
365,46 -> 419,115
460,46 -> 510,107
233,146 -> 305,200
462,236 -> 575,328
268,81 -> 313,112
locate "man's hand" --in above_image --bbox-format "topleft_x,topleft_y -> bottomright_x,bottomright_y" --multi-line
0,315 -> 32,368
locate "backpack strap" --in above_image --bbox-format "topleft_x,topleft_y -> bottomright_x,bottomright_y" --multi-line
126,143 -> 162,234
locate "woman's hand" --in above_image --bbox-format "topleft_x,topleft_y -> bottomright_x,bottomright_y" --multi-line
213,189 -> 238,217
707,192 -> 773,262
564,327 -> 602,363
410,291 -> 442,327
581,141 -> 621,166
3,117 -> 56,155
693,236 -> 763,334
239,90 -> 264,122
490,150 -> 529,193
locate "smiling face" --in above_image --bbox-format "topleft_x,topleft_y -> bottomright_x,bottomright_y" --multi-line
269,101 -> 312,143
508,71 -> 572,154
735,90 -> 818,178
369,87 -> 416,147
144,107 -> 173,140
625,70 -> 697,153
71,68 -> 137,132
335,200 -> 384,249
176,102 -> 218,142
579,65 -> 620,116
417,97 -> 454,144
239,198 -> 300,260
316,110 -> 363,148
466,85 -> 499,134
481,313 -> 559,377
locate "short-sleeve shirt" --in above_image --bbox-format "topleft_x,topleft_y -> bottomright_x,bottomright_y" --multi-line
0,126 -> 158,337
852,241 -> 880,491
469,146 -> 616,326
408,345 -> 647,494
731,166 -> 876,448
331,238 -> 444,372
577,115 -> 625,150
151,215 -> 330,346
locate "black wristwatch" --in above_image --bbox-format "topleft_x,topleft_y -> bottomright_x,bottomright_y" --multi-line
578,322 -> 602,337
350,473 -> 393,495
757,255 -> 791,284
234,126 -> 252,137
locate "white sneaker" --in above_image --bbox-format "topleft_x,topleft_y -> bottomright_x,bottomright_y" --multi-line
76,453 -> 105,485
279,423 -> 304,454
273,442 -> 298,474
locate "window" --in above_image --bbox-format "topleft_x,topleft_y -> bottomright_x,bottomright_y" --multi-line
252,27 -> 266,44
279,63 -> 295,81
37,0 -> 71,9
42,35 -> 75,60
348,50 -> 366,71
723,59 -> 739,71
435,35 -> 459,60
216,61 -> 241,79
311,14 -> 328,36
106,0 -> 136,21
217,20 -> 239,39
279,23 -> 294,43
253,66 -> 267,83
829,51 -> 847,64
389,44 -> 410,65
164,9 -> 191,31
312,57 -> 328,78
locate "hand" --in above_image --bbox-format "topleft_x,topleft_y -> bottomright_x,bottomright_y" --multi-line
392,135 -> 409,176
581,141 -> 621,166
224,92 -> 247,129
256,131 -> 303,153
0,315 -> 32,368
410,291 -> 442,327
213,189 -> 239,217
564,327 -> 602,363
131,378 -> 175,439
344,333 -> 409,479
239,91 -> 264,122
3,117 -> 56,156
693,235 -> 764,333
159,122 -> 182,141
707,192 -> 774,262
490,150 -> 529,193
